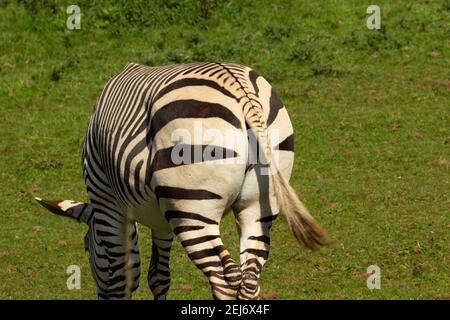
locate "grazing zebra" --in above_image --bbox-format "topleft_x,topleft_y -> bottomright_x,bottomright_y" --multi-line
36,62 -> 326,300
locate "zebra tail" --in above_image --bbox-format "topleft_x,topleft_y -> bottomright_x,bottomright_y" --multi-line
242,102 -> 326,250
271,168 -> 327,250
35,197 -> 92,224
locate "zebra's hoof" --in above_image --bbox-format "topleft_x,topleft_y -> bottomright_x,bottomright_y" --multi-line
238,271 -> 260,300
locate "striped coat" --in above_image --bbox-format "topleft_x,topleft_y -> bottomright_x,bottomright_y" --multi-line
36,62 -> 325,300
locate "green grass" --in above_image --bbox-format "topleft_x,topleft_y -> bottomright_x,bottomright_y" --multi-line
0,0 -> 449,300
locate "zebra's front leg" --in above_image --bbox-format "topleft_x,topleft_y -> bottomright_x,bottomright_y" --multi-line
159,200 -> 242,300
85,206 -> 141,300
148,229 -> 173,300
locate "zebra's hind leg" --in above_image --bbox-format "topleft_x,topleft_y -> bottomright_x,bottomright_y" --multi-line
159,199 -> 242,300
148,230 -> 173,300
232,166 -> 277,300
233,204 -> 272,300
85,205 -> 141,299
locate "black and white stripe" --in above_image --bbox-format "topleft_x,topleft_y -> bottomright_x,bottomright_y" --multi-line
36,61 -> 325,300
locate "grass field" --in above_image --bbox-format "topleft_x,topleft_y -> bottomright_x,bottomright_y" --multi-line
0,0 -> 449,299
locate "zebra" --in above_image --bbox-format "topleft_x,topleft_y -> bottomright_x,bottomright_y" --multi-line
36,62 -> 326,300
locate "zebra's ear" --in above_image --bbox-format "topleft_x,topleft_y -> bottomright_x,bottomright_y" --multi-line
35,198 -> 67,216
35,197 -> 91,224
